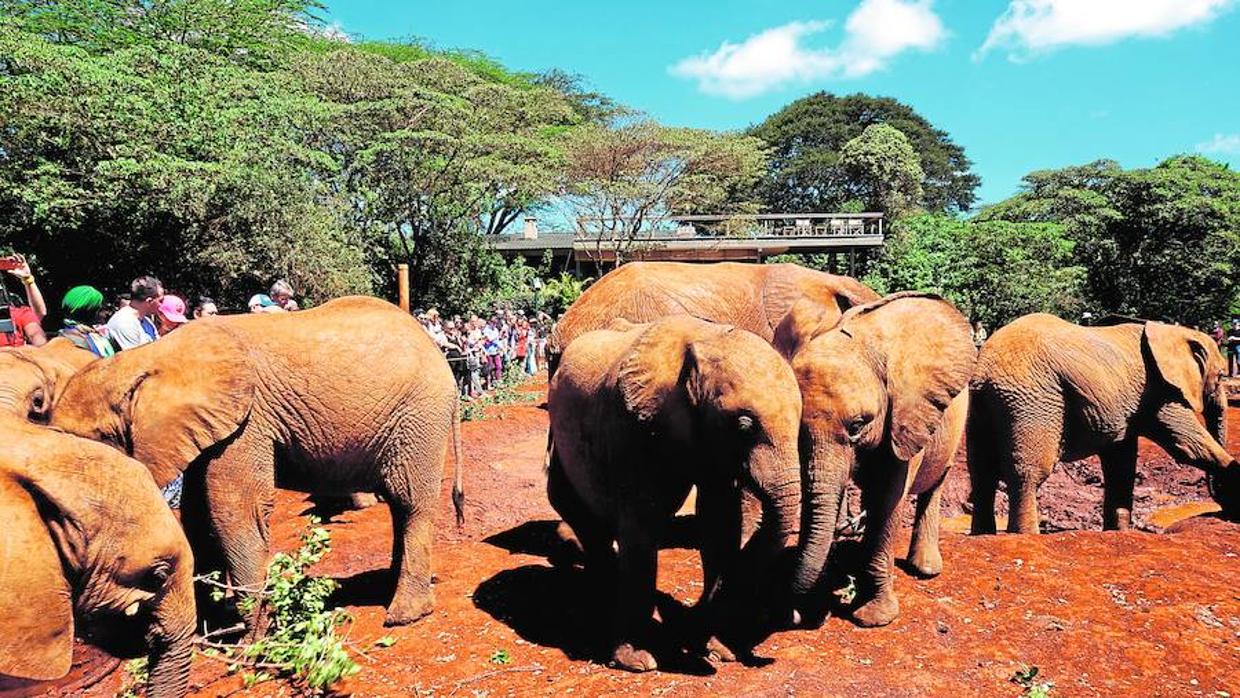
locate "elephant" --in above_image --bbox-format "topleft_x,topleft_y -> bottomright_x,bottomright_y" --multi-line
547,316 -> 804,672
0,336 -> 95,420
0,415 -> 195,697
774,292 -> 976,628
968,314 -> 1237,533
51,296 -> 463,627
547,261 -> 879,375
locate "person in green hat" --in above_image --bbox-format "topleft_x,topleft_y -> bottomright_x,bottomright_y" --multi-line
59,285 -> 115,358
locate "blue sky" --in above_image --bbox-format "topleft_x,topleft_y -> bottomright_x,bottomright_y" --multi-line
320,0 -> 1240,207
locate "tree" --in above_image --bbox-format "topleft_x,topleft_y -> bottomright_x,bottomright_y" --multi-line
562,121 -> 767,266
977,156 -> 1240,326
838,124 -> 925,216
748,92 -> 979,214
865,214 -> 1086,329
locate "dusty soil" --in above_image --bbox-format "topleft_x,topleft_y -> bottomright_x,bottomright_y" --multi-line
15,379 -> 1240,697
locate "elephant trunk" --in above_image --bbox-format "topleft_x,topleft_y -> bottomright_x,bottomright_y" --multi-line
145,568 -> 196,698
1153,402 -> 1237,474
790,431 -> 850,600
1206,381 -> 1229,450
746,442 -> 803,551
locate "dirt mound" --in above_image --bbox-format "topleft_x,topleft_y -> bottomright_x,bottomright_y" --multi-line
23,378 -> 1240,696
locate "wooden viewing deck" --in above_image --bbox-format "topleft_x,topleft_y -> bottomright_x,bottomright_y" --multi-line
491,213 -> 885,268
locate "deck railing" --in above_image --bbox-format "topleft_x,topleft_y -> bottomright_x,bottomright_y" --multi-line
573,213 -> 884,240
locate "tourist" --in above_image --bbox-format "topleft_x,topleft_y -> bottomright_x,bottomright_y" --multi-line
0,253 -> 48,348
193,296 -> 219,318
58,285 -> 115,358
1211,320 -> 1225,347
1228,319 -> 1240,377
972,321 -> 988,348
269,279 -> 299,311
157,294 -> 189,335
106,275 -> 163,350
2,253 -> 47,318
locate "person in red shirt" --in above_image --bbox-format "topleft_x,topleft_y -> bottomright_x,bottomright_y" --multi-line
0,253 -> 47,347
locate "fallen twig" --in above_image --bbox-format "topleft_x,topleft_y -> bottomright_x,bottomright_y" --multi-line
445,664 -> 543,697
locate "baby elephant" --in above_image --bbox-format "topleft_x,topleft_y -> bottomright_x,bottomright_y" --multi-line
548,316 -> 803,672
969,314 -> 1237,533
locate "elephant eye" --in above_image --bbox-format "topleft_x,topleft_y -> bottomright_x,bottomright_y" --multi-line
846,415 -> 872,442
141,561 -> 173,591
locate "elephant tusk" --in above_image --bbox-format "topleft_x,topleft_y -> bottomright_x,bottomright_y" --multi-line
791,608 -> 803,626
124,601 -> 141,617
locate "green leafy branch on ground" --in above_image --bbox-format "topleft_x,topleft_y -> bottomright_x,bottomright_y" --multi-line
460,363 -> 539,422
1011,665 -> 1053,698
192,518 -> 363,694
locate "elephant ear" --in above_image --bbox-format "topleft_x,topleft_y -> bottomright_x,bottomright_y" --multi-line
773,297 -> 842,361
0,475 -> 73,680
1143,322 -> 1210,413
762,266 -> 876,337
842,292 -> 976,461
618,316 -> 723,423
128,326 -> 256,487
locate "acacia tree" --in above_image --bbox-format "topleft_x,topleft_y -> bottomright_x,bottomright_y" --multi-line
562,121 -> 767,267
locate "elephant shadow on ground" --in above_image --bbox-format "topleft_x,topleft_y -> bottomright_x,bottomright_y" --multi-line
330,568 -> 395,609
475,518 -> 740,675
482,517 -> 701,559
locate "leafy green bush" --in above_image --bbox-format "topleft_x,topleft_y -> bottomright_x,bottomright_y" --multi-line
197,518 -> 359,693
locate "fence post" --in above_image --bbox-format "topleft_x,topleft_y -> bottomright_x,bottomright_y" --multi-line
397,263 -> 410,312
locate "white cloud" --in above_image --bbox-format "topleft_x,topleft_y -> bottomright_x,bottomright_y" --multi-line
979,0 -> 1235,59
1197,133 -> 1240,155
670,0 -> 946,99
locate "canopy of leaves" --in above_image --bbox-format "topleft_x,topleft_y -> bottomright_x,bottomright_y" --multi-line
865,214 -> 1086,329
839,124 -> 925,216
749,92 -> 980,215
0,0 -> 597,314
977,155 -> 1240,326
564,120 -> 767,265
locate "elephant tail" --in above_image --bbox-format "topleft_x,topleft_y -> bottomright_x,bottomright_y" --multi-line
451,397 -> 465,528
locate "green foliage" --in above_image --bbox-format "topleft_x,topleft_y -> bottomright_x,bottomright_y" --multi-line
374,635 -> 397,648
748,92 -> 979,214
978,155 -> 1240,326
563,120 -> 767,266
197,517 -> 359,694
866,214 -> 1086,329
1011,665 -> 1053,697
115,658 -> 149,698
0,0 -> 599,312
839,124 -> 925,216
538,273 -> 592,318
489,648 -> 512,665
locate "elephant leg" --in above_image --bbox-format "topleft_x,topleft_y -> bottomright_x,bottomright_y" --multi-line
201,435 -> 276,634
907,477 -> 945,578
967,417 -> 1000,535
1005,438 -> 1057,535
852,462 -> 909,628
1100,438 -> 1138,531
546,459 -> 615,573
377,431 -> 445,626
695,479 -> 742,662
610,515 -> 659,673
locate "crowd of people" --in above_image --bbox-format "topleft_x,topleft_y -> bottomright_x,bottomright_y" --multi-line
0,251 -> 296,356
416,307 -> 552,399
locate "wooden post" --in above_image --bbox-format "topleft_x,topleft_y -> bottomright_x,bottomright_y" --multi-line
397,263 -> 410,312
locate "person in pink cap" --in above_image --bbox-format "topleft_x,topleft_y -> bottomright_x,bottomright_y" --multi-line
156,294 -> 189,336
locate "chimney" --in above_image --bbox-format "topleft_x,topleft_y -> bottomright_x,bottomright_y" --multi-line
522,217 -> 538,239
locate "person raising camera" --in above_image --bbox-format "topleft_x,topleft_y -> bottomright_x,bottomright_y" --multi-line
0,252 -> 48,347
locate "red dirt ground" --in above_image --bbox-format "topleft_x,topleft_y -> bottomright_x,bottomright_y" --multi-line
15,380 -> 1240,697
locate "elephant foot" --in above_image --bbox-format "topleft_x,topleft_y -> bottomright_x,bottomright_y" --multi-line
906,548 -> 942,578
610,643 -> 658,673
704,635 -> 737,664
852,592 -> 899,627
384,592 -> 434,626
